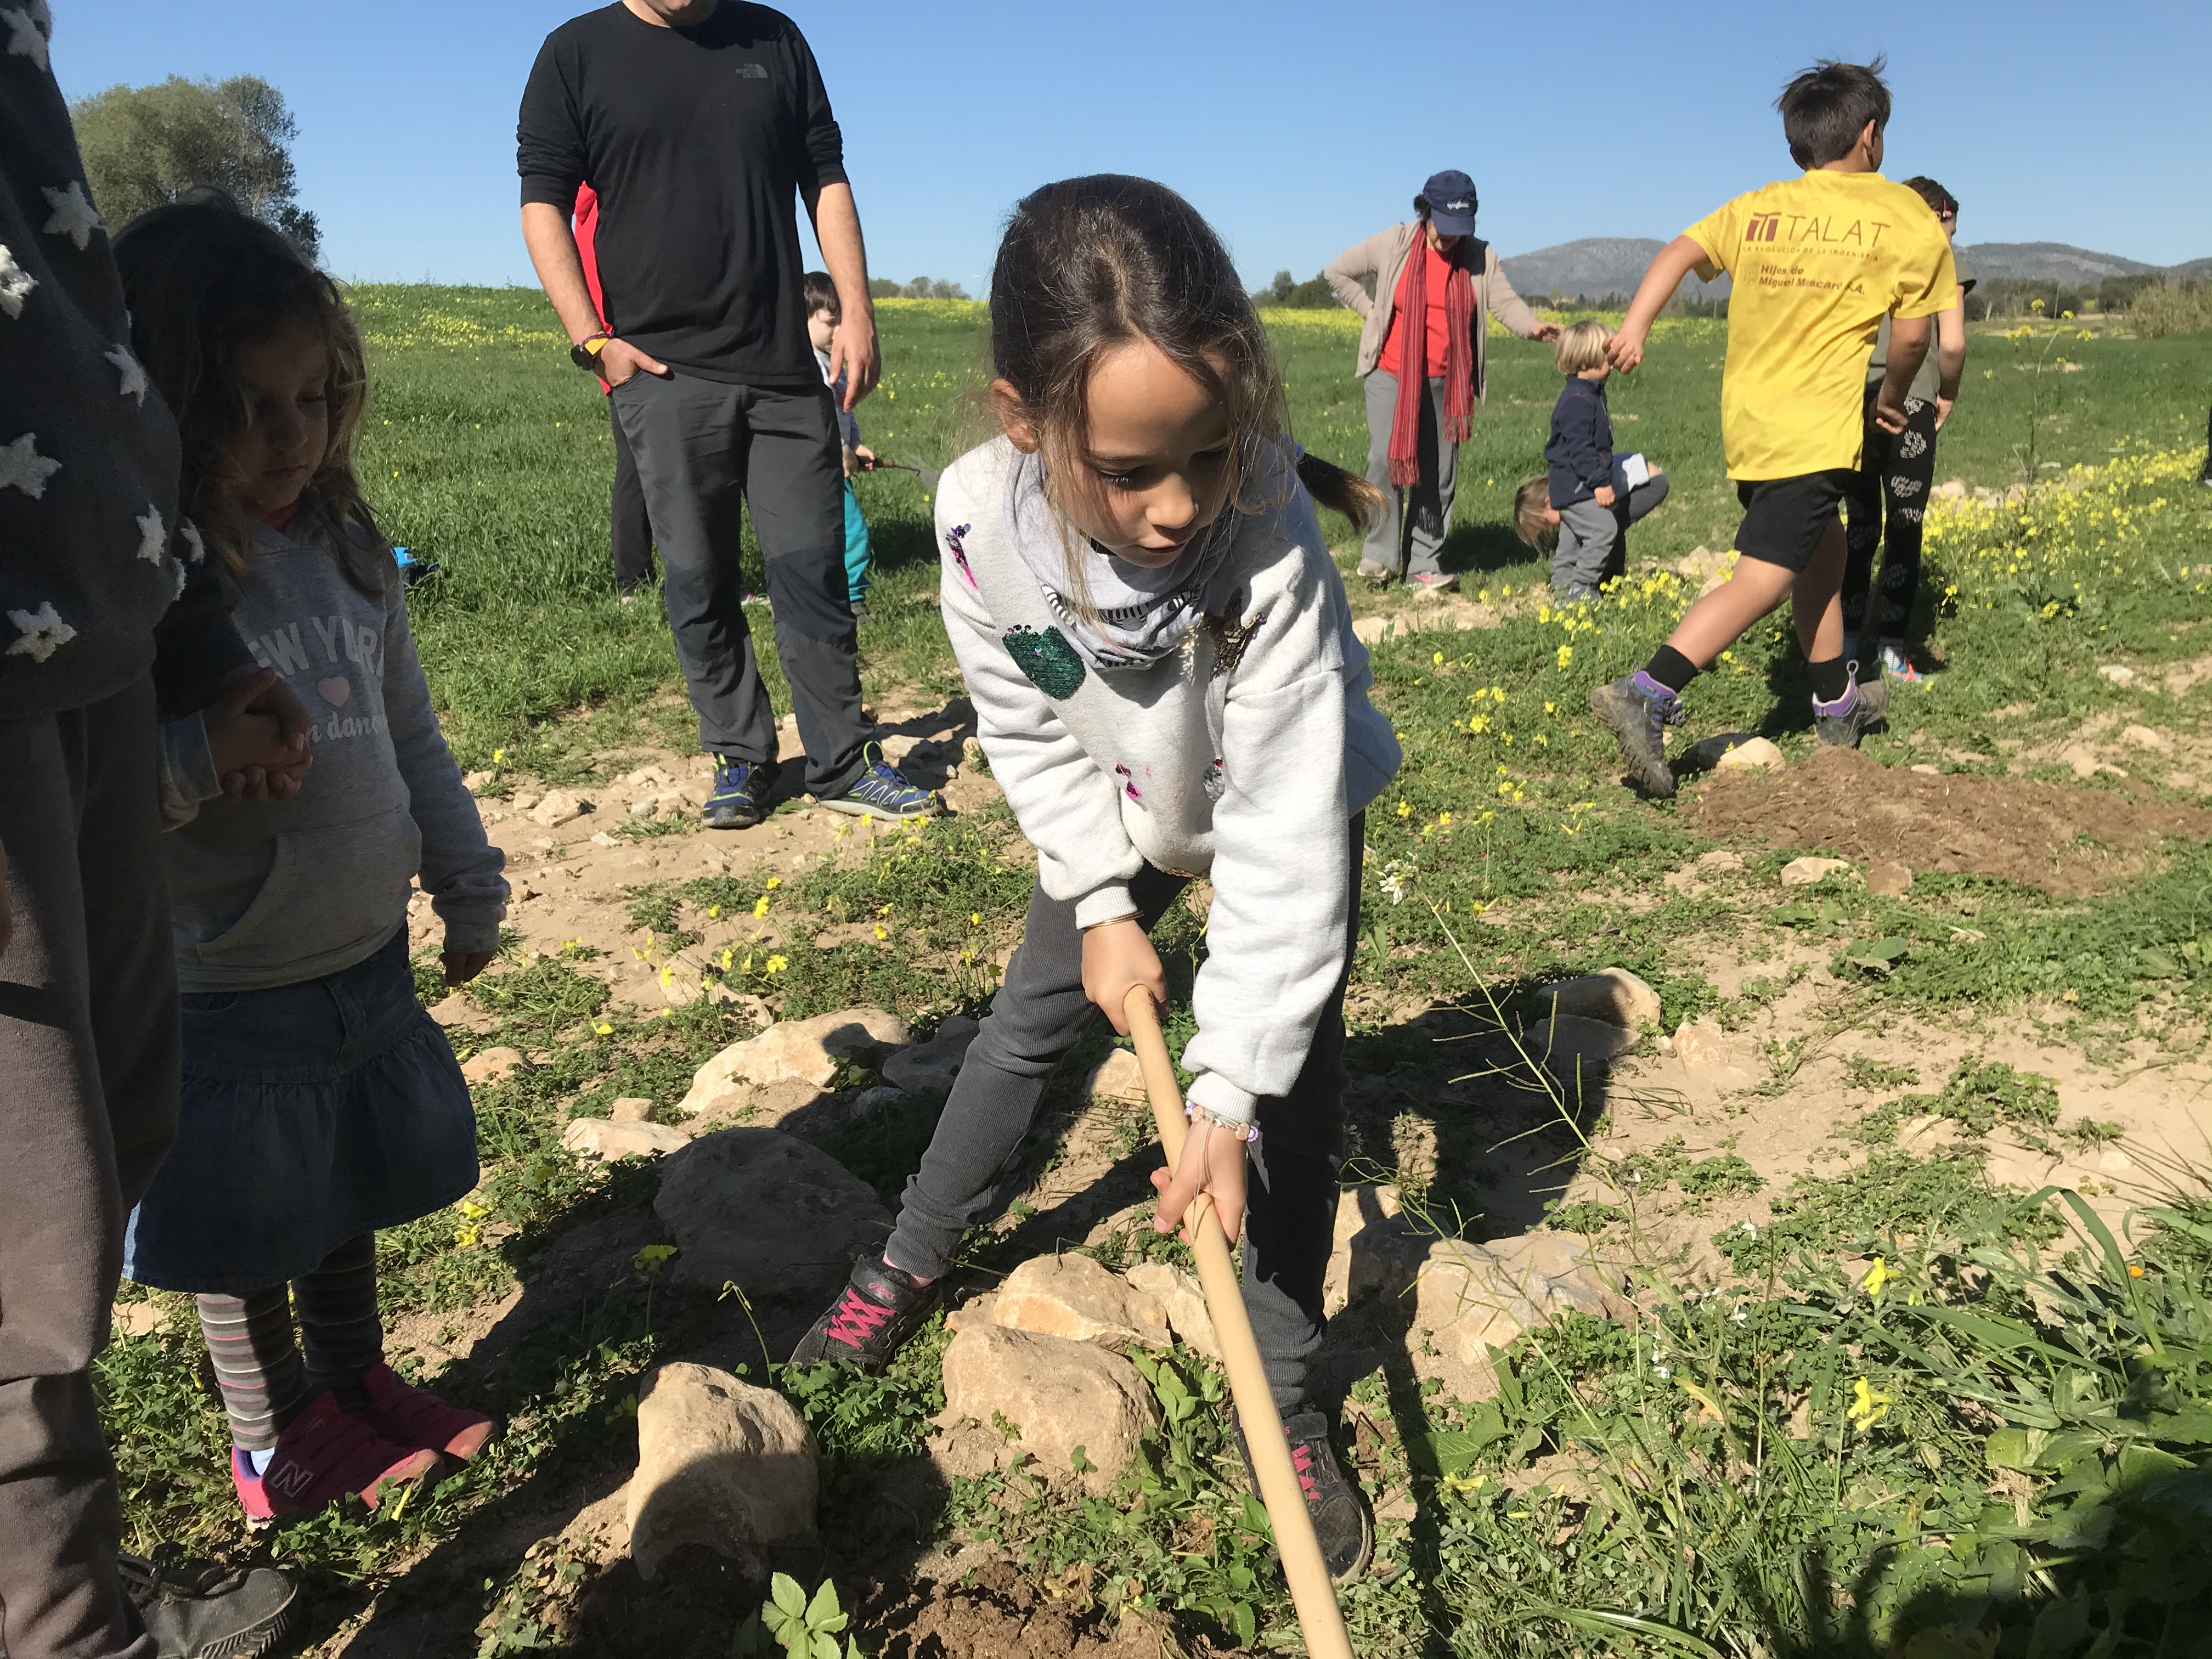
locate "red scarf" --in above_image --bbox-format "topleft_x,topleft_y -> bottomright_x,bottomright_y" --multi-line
1387,229 -> 1476,486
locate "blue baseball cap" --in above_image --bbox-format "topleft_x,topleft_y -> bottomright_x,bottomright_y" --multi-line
1419,170 -> 1479,237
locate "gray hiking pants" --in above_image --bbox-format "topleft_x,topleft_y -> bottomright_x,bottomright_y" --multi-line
1361,373 -> 1459,579
0,677 -> 172,1659
885,820 -> 1364,1412
611,372 -> 870,798
1551,473 -> 1671,594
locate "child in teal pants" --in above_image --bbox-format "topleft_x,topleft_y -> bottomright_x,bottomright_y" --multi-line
805,271 -> 874,613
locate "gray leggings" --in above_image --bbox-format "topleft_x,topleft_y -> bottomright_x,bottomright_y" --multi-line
888,821 -> 1363,1410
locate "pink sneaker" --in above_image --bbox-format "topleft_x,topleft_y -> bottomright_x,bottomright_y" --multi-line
359,1362 -> 498,1460
253,1393 -> 442,1519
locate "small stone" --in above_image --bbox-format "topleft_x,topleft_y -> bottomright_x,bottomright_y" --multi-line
462,770 -> 495,793
1672,1019 -> 1762,1085
940,1325 -> 1158,1493
561,1117 -> 691,1161
1779,856 -> 1852,888
2100,665 -> 2136,686
627,1362 -> 817,1582
510,791 -> 543,813
882,1014 -> 979,1101
1864,859 -> 1914,896
993,1254 -> 1169,1350
654,1128 -> 891,1299
1542,968 -> 1661,1031
1412,1235 -> 1616,1397
1910,763 -> 1941,775
619,763 -> 673,789
849,1085 -> 908,1119
1690,731 -> 1774,770
1713,735 -> 1784,771
678,1007 -> 912,1117
629,798 -> 657,817
528,789 -> 591,828
1351,616 -> 1395,647
461,1046 -> 528,1085
111,1302 -> 165,1338
427,992 -> 477,1027
1522,1013 -> 1640,1073
2122,724 -> 2173,753
590,831 -> 620,847
1080,1048 -> 1148,1105
1696,849 -> 1745,872
1124,1262 -> 1216,1359
610,1096 -> 658,1123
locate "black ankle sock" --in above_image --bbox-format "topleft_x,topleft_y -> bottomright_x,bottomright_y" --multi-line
1808,656 -> 1852,704
1643,645 -> 1700,694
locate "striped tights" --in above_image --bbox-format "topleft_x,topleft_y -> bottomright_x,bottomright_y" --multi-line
193,1232 -> 384,1452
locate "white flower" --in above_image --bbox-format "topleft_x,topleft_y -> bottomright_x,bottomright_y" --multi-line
1652,1364 -> 1671,1380
179,521 -> 205,563
0,431 -> 60,498
1731,1306 -> 1748,1325
1740,1222 -> 1757,1237
0,243 -> 35,320
104,343 -> 148,405
134,503 -> 165,564
3,5 -> 50,72
40,182 -> 102,252
6,601 -> 75,662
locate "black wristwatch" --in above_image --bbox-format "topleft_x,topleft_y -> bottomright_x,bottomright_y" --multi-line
570,332 -> 612,372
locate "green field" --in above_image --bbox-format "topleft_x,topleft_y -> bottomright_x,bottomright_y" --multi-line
100,290 -> 2212,1658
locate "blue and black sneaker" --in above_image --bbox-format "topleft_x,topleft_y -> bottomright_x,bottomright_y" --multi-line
817,743 -> 941,822
702,755 -> 775,830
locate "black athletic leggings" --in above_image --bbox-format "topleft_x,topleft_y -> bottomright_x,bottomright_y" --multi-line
1842,384 -> 1940,643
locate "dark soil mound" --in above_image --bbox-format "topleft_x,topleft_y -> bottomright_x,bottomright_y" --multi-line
1696,746 -> 2212,895
863,1562 -> 1220,1658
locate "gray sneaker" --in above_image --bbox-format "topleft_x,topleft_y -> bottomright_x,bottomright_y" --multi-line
1814,669 -> 1890,747
120,1554 -> 296,1659
1589,672 -> 1683,797
1356,558 -> 1395,584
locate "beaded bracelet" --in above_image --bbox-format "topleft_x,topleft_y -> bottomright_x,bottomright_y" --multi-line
1185,1101 -> 1261,1144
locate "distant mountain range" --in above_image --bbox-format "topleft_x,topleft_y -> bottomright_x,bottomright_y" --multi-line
1498,238 -> 2212,302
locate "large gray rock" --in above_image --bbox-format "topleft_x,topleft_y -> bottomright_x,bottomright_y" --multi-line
940,1325 -> 1156,1493
654,1128 -> 890,1300
627,1362 -> 817,1581
882,1014 -> 979,1101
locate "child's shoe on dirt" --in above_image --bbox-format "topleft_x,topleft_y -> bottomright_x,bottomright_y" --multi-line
1406,571 -> 1459,597
240,1393 -> 442,1521
1814,668 -> 1890,747
359,1362 -> 498,1460
1234,1409 -> 1374,1586
703,755 -> 774,829
788,1250 -> 942,1372
1589,671 -> 1683,797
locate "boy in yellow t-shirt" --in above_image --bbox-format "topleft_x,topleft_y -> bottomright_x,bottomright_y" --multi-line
1586,59 -> 1956,798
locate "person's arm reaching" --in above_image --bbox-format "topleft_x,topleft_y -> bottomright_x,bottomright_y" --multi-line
1874,314 -> 1932,436
1484,247 -> 1560,343
1606,235 -> 1709,374
803,180 -> 877,409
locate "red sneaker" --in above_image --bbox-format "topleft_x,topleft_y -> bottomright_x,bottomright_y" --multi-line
257,1393 -> 442,1519
230,1447 -> 276,1524
359,1362 -> 498,1460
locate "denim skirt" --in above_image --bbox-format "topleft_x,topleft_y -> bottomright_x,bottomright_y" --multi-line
123,927 -> 479,1295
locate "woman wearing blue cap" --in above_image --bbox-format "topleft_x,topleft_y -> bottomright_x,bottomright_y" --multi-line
1325,171 -> 1558,593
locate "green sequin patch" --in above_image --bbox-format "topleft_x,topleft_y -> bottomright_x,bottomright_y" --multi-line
1002,625 -> 1087,699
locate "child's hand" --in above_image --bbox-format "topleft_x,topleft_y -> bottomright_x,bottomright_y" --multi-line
1605,328 -> 1647,374
1593,484 -> 1616,507
1151,1116 -> 1252,1245
841,443 -> 857,478
443,950 -> 496,988
205,668 -> 313,800
1934,396 -> 1954,431
1870,387 -> 1911,435
1081,918 -> 1166,1036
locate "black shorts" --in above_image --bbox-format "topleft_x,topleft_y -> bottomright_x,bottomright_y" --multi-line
1733,470 -> 1855,572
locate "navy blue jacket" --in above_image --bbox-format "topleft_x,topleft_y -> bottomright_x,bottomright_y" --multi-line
1544,376 -> 1613,510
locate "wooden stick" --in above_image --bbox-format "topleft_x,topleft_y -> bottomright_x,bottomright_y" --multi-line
1122,989 -> 1354,1659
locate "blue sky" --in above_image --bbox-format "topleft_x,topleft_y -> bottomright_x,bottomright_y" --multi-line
50,0 -> 2212,291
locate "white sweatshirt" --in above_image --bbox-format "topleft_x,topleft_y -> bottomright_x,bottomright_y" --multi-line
936,437 -> 1400,1124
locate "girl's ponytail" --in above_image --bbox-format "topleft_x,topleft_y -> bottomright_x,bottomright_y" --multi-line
1296,451 -> 1385,535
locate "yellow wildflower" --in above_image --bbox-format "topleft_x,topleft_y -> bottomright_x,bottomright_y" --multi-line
752,896 -> 771,918
1863,1256 -> 1893,1300
1847,1377 -> 1891,1432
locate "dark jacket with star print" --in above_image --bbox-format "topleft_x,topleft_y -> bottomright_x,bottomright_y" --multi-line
0,8 -> 250,720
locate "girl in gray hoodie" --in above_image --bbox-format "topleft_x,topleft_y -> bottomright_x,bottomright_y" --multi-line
791,176 -> 1400,1585
112,201 -> 507,1524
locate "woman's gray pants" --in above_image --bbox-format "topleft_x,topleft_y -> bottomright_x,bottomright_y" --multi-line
1361,372 -> 1457,579
886,823 -> 1364,1411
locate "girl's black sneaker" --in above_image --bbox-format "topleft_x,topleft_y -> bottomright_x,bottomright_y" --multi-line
788,1250 -> 941,1372
1234,1408 -> 1375,1585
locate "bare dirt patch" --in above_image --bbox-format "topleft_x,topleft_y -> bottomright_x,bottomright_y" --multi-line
1695,746 -> 2212,895
861,1563 -> 1205,1658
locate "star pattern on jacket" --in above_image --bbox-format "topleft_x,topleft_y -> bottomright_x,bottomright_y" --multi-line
0,242 -> 33,319
5,601 -> 76,662
180,521 -> 206,563
135,503 -> 166,563
0,430 -> 60,498
2,4 -> 49,72
105,342 -> 148,404
40,181 -> 102,252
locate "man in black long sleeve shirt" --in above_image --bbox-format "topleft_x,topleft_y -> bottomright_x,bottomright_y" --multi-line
518,0 -> 935,827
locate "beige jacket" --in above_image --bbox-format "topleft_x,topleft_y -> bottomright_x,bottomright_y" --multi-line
1323,222 -> 1544,385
